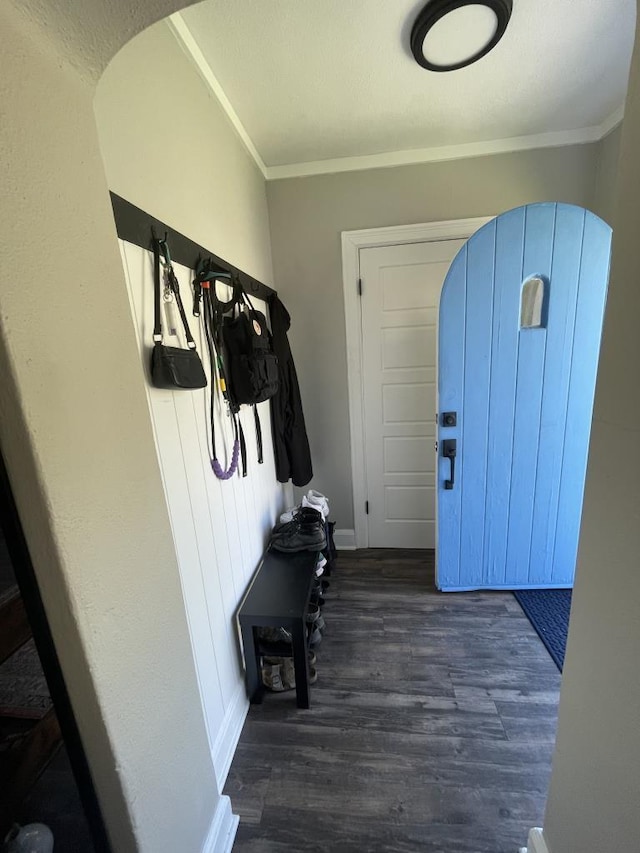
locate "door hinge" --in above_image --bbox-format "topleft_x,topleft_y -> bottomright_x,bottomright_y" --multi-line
357,278 -> 363,296
365,500 -> 369,515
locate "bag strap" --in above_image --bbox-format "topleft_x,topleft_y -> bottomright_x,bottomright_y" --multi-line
253,405 -> 264,465
238,418 -> 248,477
152,237 -> 163,345
200,277 -> 249,479
238,282 -> 261,322
152,231 -> 198,350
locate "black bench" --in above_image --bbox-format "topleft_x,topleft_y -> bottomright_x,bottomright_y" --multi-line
238,548 -> 318,709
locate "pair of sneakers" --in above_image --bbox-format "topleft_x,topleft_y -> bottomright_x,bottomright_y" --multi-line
262,652 -> 318,692
278,490 -> 330,524
306,601 -> 326,647
302,489 -> 330,520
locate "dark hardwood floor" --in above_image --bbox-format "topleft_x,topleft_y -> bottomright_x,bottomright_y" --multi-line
225,549 -> 561,853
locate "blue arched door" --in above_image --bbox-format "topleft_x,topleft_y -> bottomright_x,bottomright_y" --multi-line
437,203 -> 611,591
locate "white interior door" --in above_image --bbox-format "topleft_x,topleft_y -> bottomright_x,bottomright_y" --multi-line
360,240 -> 465,548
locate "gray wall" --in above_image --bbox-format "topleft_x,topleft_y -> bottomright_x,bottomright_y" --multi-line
267,145 -> 600,528
593,125 -> 623,226
542,21 -> 640,853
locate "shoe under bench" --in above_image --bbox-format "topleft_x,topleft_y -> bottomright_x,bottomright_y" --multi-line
237,548 -> 318,709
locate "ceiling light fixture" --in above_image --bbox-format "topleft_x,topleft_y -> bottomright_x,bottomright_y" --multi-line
411,0 -> 513,72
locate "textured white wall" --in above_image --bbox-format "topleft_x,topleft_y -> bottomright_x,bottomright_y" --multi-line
542,16 -> 640,853
0,1 -> 234,851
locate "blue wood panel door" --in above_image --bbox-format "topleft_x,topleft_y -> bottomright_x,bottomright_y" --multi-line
437,204 -> 611,591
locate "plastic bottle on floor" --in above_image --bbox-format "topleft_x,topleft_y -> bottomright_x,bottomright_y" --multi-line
3,823 -> 54,853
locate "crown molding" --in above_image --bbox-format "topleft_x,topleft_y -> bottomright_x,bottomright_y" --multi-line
598,105 -> 625,138
167,13 -> 268,178
168,13 -> 624,183
266,111 -> 625,180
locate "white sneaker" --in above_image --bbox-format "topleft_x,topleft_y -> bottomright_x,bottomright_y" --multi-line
279,506 -> 299,524
315,555 -> 327,577
302,490 -> 329,519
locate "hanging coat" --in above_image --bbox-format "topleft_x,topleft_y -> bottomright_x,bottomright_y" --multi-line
268,295 -> 313,487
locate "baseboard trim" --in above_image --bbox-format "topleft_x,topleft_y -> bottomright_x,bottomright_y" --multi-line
212,681 -> 249,790
202,795 -> 239,853
333,528 -> 356,550
520,827 -> 549,853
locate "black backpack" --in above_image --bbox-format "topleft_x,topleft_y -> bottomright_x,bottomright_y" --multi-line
193,260 -> 279,476
222,304 -> 279,406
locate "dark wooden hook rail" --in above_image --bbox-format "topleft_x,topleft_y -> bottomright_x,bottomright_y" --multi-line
109,192 -> 277,303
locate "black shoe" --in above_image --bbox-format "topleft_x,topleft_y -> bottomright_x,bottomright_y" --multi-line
257,626 -> 292,644
270,512 -> 324,542
271,507 -> 323,537
271,524 -> 327,553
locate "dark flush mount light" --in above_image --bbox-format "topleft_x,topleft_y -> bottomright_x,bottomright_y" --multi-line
411,0 -> 513,72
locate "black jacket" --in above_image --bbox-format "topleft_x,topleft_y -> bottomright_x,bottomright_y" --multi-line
268,295 -> 313,486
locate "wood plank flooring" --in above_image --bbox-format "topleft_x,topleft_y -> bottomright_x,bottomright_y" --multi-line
225,549 -> 561,853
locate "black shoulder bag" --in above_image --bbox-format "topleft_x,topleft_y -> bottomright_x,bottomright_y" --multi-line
150,234 -> 207,390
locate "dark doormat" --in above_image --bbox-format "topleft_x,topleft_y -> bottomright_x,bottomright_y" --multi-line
513,589 -> 573,671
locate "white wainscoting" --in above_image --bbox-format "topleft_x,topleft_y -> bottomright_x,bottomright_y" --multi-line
202,795 -> 238,853
120,241 -> 288,786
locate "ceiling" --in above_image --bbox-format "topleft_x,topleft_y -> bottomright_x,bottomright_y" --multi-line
176,0 -> 636,178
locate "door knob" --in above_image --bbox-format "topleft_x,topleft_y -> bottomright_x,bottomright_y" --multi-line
442,439 -> 457,490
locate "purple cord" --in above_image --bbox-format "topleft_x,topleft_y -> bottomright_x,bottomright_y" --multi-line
211,439 -> 240,480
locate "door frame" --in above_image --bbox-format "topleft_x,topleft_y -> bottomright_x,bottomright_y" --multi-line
342,218 -> 492,549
